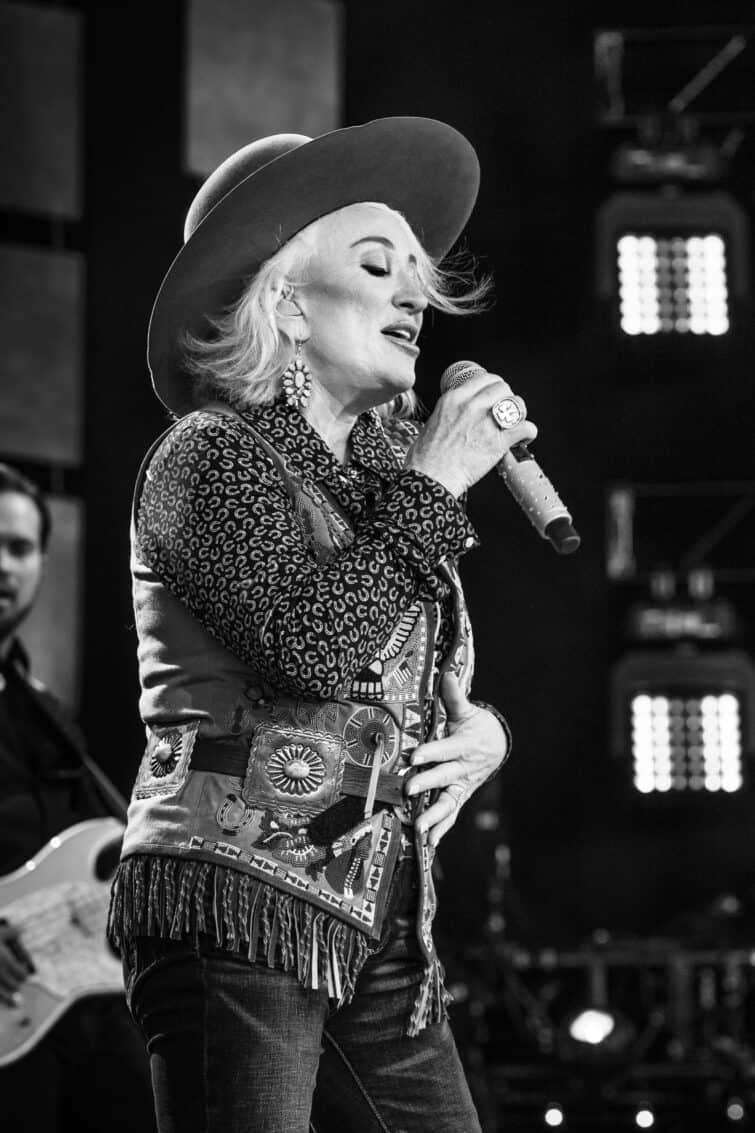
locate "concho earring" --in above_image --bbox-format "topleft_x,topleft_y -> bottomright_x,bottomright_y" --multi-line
281,342 -> 312,408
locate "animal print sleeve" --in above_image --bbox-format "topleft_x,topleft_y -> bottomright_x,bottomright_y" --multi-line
135,411 -> 478,700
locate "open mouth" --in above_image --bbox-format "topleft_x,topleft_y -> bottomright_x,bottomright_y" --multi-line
381,324 -> 419,354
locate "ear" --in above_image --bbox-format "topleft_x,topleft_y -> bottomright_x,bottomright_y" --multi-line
275,288 -> 310,344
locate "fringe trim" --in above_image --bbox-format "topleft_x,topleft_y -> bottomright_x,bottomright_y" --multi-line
107,854 -> 372,1006
406,957 -> 453,1038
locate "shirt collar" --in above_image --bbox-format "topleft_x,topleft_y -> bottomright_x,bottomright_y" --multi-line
242,399 -> 400,484
0,637 -> 30,678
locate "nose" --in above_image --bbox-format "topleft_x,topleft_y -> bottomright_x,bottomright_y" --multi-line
393,267 -> 428,315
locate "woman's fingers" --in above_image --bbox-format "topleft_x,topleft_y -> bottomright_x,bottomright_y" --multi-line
416,784 -> 469,847
410,737 -> 466,767
406,757 -> 467,797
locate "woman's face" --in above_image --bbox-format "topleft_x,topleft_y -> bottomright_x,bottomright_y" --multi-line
298,204 -> 428,412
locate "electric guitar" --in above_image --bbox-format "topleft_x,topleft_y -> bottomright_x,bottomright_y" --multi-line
0,817 -> 125,1066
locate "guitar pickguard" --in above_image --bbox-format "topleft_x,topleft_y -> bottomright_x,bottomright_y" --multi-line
0,818 -> 125,1066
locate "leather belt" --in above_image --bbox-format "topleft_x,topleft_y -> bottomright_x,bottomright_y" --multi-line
341,762 -> 405,807
190,737 -> 406,807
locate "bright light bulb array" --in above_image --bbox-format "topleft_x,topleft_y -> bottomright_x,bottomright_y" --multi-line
631,692 -> 743,793
617,233 -> 729,336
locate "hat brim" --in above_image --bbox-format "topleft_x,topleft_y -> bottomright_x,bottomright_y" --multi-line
148,117 -> 480,415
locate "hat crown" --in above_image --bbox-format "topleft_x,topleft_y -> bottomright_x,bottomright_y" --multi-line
184,133 -> 312,242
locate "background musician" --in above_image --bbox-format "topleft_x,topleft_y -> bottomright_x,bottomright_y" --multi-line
0,462 -> 155,1133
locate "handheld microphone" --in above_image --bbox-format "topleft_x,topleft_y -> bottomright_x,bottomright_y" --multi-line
439,360 -> 581,555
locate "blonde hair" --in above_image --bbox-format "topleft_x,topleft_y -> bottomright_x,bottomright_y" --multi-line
182,203 -> 491,418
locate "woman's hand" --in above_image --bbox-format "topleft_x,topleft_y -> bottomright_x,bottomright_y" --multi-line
406,672 -> 508,847
405,372 -> 538,498
0,920 -> 35,1006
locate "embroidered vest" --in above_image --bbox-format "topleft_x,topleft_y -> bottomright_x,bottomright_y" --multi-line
110,409 -> 474,1033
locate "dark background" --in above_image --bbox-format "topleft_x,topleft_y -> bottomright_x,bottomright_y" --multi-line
63,0 -> 755,953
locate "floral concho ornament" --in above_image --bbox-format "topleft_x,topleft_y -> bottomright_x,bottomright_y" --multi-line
149,730 -> 182,777
243,725 -> 346,817
266,744 -> 326,796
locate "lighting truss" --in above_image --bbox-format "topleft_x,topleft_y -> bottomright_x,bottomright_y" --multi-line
475,933 -> 755,1129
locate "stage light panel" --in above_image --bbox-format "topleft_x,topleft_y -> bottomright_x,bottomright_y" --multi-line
630,692 -> 742,793
617,233 -> 729,336
596,191 -> 749,335
610,649 -> 755,793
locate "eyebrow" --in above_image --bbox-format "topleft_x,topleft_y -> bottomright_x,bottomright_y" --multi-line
350,235 -> 417,264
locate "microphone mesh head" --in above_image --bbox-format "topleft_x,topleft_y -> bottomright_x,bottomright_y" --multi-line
439,359 -> 484,393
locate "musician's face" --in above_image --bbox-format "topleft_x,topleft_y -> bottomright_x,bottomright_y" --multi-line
0,492 -> 45,649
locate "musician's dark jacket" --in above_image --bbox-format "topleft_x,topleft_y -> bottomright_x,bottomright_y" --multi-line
108,398 -> 507,1035
0,643 -> 156,1133
0,640 -> 109,873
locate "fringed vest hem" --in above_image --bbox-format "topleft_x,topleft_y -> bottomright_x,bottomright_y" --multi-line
107,852 -> 450,1035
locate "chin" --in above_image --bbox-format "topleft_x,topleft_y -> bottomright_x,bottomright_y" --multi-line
385,365 -> 417,396
0,600 -> 34,643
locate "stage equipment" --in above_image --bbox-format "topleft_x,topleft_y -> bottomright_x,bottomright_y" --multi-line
609,573 -> 755,793
605,481 -> 755,794
610,646 -> 755,794
593,25 -> 754,336
464,931 -> 755,1130
726,1097 -> 746,1122
596,191 -> 747,337
606,482 -> 755,589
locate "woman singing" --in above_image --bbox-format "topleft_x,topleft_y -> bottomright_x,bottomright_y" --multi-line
108,116 -> 537,1133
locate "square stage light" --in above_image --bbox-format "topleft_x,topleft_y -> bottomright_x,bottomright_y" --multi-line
609,649 -> 755,793
596,191 -> 749,336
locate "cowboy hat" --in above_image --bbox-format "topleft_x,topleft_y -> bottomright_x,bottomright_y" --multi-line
148,116 -> 480,415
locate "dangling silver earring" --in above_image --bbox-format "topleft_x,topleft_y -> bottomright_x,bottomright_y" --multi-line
281,342 -> 312,408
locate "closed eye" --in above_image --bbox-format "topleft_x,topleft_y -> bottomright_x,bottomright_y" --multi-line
363,265 -> 390,277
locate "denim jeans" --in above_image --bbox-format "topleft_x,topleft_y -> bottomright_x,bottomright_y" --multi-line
122,855 -> 482,1133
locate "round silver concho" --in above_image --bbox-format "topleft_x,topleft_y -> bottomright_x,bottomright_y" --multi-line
266,744 -> 326,796
149,732 -> 182,777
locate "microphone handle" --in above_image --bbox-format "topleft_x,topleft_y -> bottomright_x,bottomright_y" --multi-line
500,443 -> 581,555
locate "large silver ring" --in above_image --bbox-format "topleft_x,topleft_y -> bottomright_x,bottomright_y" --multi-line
491,396 -> 526,430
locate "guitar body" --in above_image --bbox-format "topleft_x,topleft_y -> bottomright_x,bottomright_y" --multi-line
0,817 -> 125,1066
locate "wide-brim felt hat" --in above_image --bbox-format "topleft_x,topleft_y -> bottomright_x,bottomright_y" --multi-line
148,116 -> 480,415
